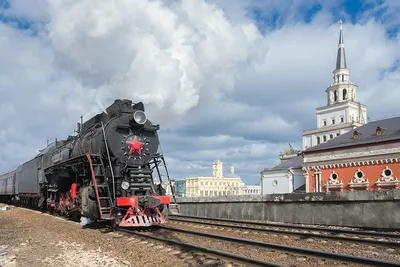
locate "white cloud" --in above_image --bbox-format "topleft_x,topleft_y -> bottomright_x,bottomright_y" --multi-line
45,0 -> 266,125
159,6 -> 400,183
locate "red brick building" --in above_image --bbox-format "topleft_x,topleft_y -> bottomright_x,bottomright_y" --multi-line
302,117 -> 400,192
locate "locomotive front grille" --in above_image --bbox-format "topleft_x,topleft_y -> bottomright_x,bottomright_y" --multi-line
127,168 -> 154,196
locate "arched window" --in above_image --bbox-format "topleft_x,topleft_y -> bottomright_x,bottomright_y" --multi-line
317,136 -> 321,144
323,135 -> 327,142
334,90 -> 338,102
353,130 -> 359,139
343,89 -> 347,100
376,127 -> 382,136
330,134 -> 333,139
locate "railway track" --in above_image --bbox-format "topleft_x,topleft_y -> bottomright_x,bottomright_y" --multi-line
118,228 -> 285,267
118,225 -> 400,267
168,214 -> 400,247
4,204 -> 400,266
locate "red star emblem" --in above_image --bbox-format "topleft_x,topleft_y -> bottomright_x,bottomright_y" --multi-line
126,136 -> 145,155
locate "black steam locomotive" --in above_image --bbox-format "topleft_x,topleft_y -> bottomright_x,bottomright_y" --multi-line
0,99 -> 179,227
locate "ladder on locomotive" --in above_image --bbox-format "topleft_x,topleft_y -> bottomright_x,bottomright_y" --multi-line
93,121 -> 116,220
157,154 -> 180,215
91,156 -> 114,220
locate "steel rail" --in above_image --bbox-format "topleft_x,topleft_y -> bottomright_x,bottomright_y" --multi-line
159,225 -> 400,267
169,214 -> 400,239
170,217 -> 400,247
117,228 -> 287,267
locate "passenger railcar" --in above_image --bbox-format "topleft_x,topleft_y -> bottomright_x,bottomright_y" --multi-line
0,169 -> 16,202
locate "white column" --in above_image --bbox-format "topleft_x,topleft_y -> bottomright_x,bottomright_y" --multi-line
314,170 -> 322,192
303,170 -> 309,192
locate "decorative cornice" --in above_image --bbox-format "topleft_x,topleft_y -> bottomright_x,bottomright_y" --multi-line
304,144 -> 400,164
303,123 -> 355,136
325,83 -> 358,92
302,158 -> 400,171
315,100 -> 366,112
261,168 -> 302,175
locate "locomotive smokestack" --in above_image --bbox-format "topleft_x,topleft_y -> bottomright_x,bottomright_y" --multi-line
76,122 -> 81,134
132,102 -> 145,112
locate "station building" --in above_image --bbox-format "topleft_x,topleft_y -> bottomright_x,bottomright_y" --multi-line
301,21 -> 399,192
240,184 -> 262,195
185,160 -> 241,197
303,117 -> 400,192
261,21 -> 399,193
173,180 -> 186,197
260,148 -> 304,194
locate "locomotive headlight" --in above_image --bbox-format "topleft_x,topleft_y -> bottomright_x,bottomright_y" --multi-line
121,181 -> 130,190
132,110 -> 147,125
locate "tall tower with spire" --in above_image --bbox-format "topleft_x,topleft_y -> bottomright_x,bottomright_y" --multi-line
302,20 -> 368,150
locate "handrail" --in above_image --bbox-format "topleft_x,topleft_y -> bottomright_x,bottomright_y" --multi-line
101,121 -> 116,199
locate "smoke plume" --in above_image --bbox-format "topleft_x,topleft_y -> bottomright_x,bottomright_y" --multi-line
47,0 -> 267,124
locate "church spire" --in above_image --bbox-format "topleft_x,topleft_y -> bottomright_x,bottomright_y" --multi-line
327,19 -> 357,106
336,19 -> 347,70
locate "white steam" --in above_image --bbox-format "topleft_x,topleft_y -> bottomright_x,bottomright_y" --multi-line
47,0 -> 267,124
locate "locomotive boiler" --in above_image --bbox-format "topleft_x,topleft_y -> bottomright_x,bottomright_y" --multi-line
0,99 -> 179,227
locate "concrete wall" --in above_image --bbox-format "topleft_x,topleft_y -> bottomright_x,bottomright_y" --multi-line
175,189 -> 400,230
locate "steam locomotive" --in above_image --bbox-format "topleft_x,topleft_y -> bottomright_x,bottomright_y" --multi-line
0,99 -> 179,227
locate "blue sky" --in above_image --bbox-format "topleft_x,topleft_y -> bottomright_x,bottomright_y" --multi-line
245,0 -> 399,38
2,0 -> 398,37
0,0 -> 400,185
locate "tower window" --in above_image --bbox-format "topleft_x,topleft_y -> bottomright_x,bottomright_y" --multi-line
353,131 -> 359,139
323,119 -> 327,126
334,90 -> 338,102
340,116 -> 344,123
323,135 -> 327,142
342,75 -> 344,82
343,89 -> 347,100
317,136 -> 321,144
331,118 -> 335,124
376,127 -> 382,136
329,134 -> 333,139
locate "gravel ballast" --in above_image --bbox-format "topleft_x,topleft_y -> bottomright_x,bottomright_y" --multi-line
166,220 -> 400,264
0,205 -> 194,267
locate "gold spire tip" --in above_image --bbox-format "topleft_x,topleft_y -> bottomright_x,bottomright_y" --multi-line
338,19 -> 343,29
